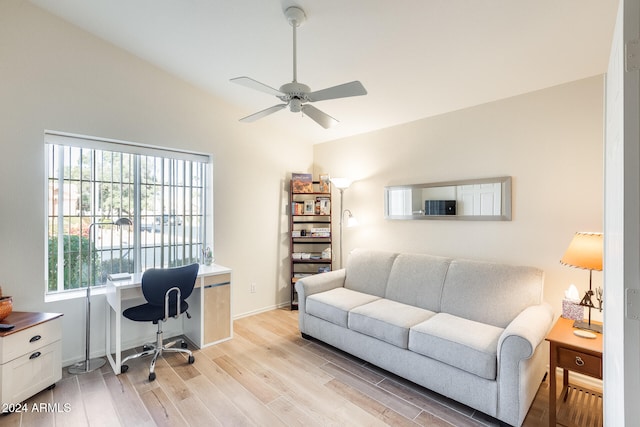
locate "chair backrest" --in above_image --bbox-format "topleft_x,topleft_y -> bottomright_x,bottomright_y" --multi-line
141,263 -> 199,308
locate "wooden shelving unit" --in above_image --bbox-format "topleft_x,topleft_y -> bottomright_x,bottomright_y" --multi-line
289,178 -> 332,310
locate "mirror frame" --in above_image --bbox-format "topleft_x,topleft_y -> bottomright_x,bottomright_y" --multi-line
384,176 -> 512,221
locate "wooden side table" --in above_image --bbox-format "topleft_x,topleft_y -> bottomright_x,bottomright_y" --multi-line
546,317 -> 603,426
0,311 -> 63,408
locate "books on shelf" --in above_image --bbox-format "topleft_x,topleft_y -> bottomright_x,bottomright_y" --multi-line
292,173 -> 313,193
311,228 -> 330,237
319,174 -> 331,193
291,197 -> 331,215
318,197 -> 330,215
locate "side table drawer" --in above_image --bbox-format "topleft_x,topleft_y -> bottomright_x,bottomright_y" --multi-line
0,340 -> 62,405
557,347 -> 602,378
0,318 -> 62,364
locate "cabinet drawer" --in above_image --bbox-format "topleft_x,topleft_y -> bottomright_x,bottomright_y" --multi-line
202,273 -> 231,288
557,347 -> 602,378
0,340 -> 62,405
0,318 -> 62,364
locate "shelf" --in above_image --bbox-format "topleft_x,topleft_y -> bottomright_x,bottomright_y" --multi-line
289,177 -> 332,311
292,192 -> 331,196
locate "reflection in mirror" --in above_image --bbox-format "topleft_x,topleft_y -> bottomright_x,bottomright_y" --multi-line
384,176 -> 512,221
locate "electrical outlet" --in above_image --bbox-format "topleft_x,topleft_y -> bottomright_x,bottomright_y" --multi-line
250,282 -> 256,293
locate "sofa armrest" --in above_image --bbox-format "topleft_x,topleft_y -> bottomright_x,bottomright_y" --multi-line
496,302 -> 554,426
295,269 -> 346,333
497,303 -> 554,361
295,269 -> 346,301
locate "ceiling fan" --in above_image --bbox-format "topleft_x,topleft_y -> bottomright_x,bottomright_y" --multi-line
230,6 -> 367,129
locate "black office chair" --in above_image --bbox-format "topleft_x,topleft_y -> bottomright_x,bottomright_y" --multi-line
120,263 -> 199,381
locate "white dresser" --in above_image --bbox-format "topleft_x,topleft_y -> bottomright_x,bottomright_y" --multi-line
0,312 -> 63,408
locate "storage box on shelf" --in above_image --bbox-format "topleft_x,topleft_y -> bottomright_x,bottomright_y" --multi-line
289,177 -> 332,310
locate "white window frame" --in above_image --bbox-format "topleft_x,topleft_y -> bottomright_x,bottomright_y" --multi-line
44,131 -> 213,295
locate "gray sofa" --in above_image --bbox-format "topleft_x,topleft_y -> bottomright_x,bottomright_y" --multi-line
295,249 -> 554,427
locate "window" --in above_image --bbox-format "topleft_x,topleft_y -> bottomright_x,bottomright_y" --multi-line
46,132 -> 211,294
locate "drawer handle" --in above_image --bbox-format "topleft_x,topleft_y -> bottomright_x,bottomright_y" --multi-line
29,335 -> 42,343
575,356 -> 585,366
29,351 -> 41,360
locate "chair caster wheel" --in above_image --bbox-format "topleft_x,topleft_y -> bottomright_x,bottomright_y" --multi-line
181,341 -> 188,349
149,372 -> 156,381
188,355 -> 195,364
121,365 -> 129,373
143,345 -> 152,351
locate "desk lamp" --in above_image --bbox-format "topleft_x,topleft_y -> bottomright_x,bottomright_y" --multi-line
560,232 -> 603,333
69,217 -> 132,374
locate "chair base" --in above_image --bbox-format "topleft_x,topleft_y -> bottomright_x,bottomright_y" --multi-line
121,322 -> 194,381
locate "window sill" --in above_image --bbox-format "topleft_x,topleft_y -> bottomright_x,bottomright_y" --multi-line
45,286 -> 107,303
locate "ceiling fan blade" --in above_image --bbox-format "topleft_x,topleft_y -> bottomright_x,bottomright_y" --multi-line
230,76 -> 284,97
301,104 -> 338,129
307,81 -> 367,102
239,104 -> 287,123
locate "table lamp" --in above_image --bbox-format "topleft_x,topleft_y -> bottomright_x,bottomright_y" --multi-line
560,232 -> 603,333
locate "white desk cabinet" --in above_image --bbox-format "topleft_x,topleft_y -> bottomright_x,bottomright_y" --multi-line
0,312 -> 63,408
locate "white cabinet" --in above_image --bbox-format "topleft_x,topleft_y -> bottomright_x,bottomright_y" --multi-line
0,312 -> 63,408
183,266 -> 232,348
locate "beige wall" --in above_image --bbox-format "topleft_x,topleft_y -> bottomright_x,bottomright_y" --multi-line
314,76 -> 604,318
0,0 -> 604,366
0,0 -> 311,364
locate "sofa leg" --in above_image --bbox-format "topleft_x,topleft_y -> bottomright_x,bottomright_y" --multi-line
301,332 -> 313,340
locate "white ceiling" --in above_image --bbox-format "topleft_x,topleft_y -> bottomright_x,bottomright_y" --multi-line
30,0 -> 618,145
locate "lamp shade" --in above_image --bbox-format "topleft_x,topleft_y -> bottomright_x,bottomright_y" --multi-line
560,232 -> 603,271
330,177 -> 352,190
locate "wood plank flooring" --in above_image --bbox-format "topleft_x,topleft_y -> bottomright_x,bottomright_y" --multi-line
2,308 -> 601,426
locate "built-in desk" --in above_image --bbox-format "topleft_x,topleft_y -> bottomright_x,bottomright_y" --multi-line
105,264 -> 232,375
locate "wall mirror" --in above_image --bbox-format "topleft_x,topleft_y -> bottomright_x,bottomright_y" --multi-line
384,176 -> 512,221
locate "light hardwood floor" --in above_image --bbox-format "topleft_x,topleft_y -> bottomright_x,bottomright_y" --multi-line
2,308 -> 600,426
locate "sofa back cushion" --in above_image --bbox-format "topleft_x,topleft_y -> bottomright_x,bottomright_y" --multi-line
344,249 -> 398,297
440,259 -> 544,328
385,253 -> 451,312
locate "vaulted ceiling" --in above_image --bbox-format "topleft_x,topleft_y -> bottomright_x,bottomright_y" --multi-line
30,0 -> 618,144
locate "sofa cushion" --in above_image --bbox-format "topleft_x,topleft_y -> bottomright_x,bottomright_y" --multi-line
348,299 -> 436,349
440,259 -> 544,328
344,249 -> 398,297
306,287 -> 380,328
409,313 -> 504,380
385,253 -> 451,312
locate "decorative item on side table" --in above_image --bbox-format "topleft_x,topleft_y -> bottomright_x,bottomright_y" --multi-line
0,286 -> 12,322
560,232 -> 603,334
69,217 -> 132,375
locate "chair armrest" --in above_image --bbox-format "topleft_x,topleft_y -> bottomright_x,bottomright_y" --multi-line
497,303 -> 554,361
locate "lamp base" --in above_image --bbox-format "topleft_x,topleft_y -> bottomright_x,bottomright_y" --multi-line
68,357 -> 106,374
573,320 -> 602,334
